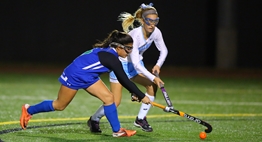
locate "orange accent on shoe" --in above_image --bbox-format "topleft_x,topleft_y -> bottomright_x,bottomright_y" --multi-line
112,128 -> 136,137
123,129 -> 137,137
20,104 -> 32,130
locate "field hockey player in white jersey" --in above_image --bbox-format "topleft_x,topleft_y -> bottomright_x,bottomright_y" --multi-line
88,3 -> 168,132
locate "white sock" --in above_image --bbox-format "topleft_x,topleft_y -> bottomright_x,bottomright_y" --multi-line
91,105 -> 105,122
137,93 -> 155,119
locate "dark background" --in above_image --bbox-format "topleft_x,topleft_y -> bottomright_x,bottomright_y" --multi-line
1,0 -> 261,69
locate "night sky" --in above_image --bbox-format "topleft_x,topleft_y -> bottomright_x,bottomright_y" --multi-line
1,0 -> 261,68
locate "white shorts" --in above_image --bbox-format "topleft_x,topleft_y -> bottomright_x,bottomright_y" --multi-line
109,61 -> 144,83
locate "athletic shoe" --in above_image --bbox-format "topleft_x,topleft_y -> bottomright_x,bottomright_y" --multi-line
112,128 -> 137,137
20,104 -> 32,130
87,116 -> 102,133
134,116 -> 153,132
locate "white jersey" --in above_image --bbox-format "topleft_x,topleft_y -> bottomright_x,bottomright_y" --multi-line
119,26 -> 168,82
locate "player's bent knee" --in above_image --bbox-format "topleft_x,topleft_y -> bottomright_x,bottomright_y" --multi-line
52,101 -> 68,111
54,105 -> 67,111
101,94 -> 114,105
115,101 -> 121,107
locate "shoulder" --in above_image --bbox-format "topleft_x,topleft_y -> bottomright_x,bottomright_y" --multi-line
128,27 -> 142,37
95,47 -> 117,55
152,27 -> 162,35
98,49 -> 118,57
151,27 -> 164,40
98,51 -> 119,65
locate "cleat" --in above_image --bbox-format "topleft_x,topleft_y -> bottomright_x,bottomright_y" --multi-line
134,116 -> 153,132
112,128 -> 136,137
87,116 -> 102,133
20,104 -> 32,130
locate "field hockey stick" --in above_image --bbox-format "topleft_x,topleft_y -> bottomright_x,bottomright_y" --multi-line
151,102 -> 213,133
154,71 -> 174,109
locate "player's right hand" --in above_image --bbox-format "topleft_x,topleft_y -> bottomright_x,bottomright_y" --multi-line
141,96 -> 151,105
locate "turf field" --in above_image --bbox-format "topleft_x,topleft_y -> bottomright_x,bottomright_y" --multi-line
0,68 -> 261,142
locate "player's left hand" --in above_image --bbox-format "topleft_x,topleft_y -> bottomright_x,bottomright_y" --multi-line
152,65 -> 160,75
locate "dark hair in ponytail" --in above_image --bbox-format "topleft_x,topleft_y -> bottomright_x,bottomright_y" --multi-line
93,30 -> 133,48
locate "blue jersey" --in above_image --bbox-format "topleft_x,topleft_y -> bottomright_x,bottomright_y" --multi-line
58,47 -> 146,99
59,47 -> 118,90
68,47 -> 117,74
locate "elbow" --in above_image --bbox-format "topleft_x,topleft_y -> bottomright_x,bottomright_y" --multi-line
133,64 -> 141,72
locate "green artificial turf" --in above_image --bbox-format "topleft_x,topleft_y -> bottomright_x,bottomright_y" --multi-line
0,72 -> 261,142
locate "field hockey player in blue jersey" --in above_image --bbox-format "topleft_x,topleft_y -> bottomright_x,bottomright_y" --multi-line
19,30 -> 151,137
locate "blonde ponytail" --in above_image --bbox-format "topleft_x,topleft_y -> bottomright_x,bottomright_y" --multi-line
118,12 -> 136,33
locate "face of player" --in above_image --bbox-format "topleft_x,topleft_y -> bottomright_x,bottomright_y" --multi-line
117,43 -> 133,58
142,14 -> 159,34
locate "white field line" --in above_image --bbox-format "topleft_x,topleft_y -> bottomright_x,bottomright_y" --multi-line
127,100 -> 262,106
1,113 -> 262,126
1,95 -> 261,106
166,100 -> 262,106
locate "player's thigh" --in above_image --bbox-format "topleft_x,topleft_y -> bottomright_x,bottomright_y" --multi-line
53,85 -> 78,110
85,79 -> 114,105
110,82 -> 123,106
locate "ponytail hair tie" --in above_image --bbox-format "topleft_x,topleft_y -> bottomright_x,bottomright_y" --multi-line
140,3 -> 154,9
148,3 -> 153,7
